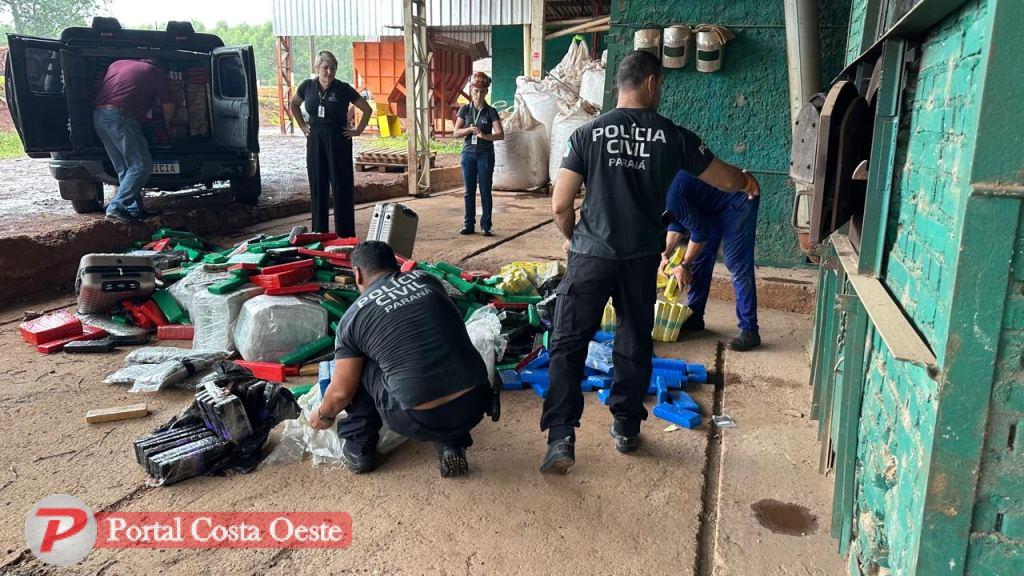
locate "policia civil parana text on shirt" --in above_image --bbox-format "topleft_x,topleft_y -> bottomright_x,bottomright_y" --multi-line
289,50 -> 373,237
539,50 -> 761,474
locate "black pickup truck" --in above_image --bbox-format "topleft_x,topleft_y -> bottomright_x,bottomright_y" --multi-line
4,18 -> 261,213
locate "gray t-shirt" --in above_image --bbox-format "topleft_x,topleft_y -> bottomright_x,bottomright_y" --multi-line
560,108 -> 715,260
334,270 -> 489,410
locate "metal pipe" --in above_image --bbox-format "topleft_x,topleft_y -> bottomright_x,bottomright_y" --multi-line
547,16 -> 604,28
544,16 -> 610,40
784,0 -> 822,132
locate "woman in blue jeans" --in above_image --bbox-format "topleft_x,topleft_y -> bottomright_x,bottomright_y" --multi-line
453,72 -> 503,236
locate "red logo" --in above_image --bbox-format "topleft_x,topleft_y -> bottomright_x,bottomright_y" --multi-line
35,507 -> 89,552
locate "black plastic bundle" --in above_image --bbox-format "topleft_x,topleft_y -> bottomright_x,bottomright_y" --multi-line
134,361 -> 300,485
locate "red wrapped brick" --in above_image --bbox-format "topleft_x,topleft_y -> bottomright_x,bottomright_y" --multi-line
36,325 -> 107,354
264,283 -> 321,296
234,360 -> 286,382
140,300 -> 170,327
157,324 -> 194,340
20,311 -> 82,345
260,259 -> 314,275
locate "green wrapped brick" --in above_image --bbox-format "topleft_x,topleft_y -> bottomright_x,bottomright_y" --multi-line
203,254 -> 228,264
416,262 -> 446,279
288,383 -> 314,397
112,314 -> 129,325
434,262 -> 465,277
321,299 -> 348,319
499,294 -> 543,305
482,276 -> 503,286
304,242 -> 323,251
230,267 -> 256,277
315,270 -> 337,283
152,290 -> 188,324
151,228 -> 198,241
278,335 -> 334,366
528,304 -> 541,327
474,284 -> 505,297
173,245 -> 201,261
227,253 -> 267,266
443,273 -> 478,297
330,320 -> 339,333
208,276 -> 249,295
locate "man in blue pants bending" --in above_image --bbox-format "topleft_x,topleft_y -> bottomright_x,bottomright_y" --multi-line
661,170 -> 761,351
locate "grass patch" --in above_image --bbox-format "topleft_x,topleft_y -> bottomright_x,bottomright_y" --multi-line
368,135 -> 463,156
0,131 -> 24,160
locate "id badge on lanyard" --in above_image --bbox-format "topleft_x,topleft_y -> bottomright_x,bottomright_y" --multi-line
318,85 -> 328,118
470,106 -> 482,145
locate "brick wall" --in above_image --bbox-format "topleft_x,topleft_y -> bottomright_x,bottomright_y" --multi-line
846,0 -> 868,66
849,1 -> 990,573
968,209 -> 1024,573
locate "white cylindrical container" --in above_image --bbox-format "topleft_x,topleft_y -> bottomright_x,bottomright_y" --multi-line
662,25 -> 693,68
634,28 -> 661,60
696,29 -> 726,72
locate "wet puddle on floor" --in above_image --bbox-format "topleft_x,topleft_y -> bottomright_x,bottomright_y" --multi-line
750,499 -> 819,536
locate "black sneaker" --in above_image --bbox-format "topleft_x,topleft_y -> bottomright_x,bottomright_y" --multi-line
609,423 -> 641,453
342,443 -> 377,474
680,315 -> 705,331
481,229 -> 494,237
539,436 -> 575,474
728,329 -> 761,352
437,445 -> 469,478
105,209 -> 139,225
459,227 -> 475,235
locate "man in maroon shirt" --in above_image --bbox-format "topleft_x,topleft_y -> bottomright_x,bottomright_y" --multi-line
93,58 -> 174,223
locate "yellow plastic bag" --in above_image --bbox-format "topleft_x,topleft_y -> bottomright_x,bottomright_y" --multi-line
656,247 -> 684,291
652,300 -> 693,342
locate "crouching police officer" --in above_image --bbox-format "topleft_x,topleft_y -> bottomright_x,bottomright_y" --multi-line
310,242 -> 491,477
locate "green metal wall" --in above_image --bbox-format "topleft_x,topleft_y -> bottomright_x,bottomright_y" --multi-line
846,0 -> 869,66
489,27 -> 610,111
604,1 -> 850,268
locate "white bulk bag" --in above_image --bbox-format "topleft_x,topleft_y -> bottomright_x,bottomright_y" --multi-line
493,98 -> 550,190
549,100 -> 600,188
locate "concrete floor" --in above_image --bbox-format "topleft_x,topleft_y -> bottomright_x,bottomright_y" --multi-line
0,189 -> 845,575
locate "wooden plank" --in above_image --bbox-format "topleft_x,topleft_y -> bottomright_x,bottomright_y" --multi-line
86,403 -> 149,424
832,234 -> 938,372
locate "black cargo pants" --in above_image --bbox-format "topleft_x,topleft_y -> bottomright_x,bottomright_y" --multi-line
542,251 -> 660,442
337,359 -> 488,457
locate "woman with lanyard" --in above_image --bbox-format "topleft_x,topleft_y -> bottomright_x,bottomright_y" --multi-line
454,72 -> 504,236
290,50 -> 373,236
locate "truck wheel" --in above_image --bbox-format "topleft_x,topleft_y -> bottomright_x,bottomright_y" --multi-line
231,172 -> 262,206
60,180 -> 103,214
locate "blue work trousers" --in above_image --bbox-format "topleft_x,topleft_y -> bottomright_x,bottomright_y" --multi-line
688,197 -> 760,332
93,107 -> 151,217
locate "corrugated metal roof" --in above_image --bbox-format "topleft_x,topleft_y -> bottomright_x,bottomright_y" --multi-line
272,0 -> 533,37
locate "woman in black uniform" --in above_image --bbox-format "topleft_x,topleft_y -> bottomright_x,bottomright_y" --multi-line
454,72 -> 503,236
290,50 -> 373,236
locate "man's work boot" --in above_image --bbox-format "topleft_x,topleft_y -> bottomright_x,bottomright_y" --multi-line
609,422 -> 641,454
728,329 -> 761,352
105,209 -> 139,225
342,443 -> 377,475
539,436 -> 575,474
680,315 -> 705,331
437,445 -> 469,478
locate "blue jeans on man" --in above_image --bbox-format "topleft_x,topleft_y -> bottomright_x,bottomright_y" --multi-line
93,107 -> 152,218
461,150 -> 494,232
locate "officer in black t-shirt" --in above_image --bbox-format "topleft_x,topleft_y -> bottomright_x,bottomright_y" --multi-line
309,242 -> 491,478
540,50 -> 761,474
289,50 -> 373,237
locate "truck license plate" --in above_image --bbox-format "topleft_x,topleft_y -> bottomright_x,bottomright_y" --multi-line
152,161 -> 180,174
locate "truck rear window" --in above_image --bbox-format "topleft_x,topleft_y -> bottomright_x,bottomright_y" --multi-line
24,47 -> 63,95
217,55 -> 246,99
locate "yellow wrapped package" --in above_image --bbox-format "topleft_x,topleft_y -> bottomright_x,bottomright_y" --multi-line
656,247 -> 684,291
498,261 -> 565,295
498,268 -> 537,296
652,300 -> 693,342
600,299 -> 616,332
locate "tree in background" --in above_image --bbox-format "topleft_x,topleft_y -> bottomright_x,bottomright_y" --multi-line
0,0 -> 109,40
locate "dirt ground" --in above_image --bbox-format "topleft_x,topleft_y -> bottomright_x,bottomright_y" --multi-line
0,129 -> 458,237
0,191 -> 843,575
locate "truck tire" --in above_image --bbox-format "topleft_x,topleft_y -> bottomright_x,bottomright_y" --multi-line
230,172 -> 262,206
60,180 -> 103,214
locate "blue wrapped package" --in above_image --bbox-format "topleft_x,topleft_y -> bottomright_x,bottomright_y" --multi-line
318,360 -> 333,397
653,403 -> 701,429
596,388 -> 612,405
687,364 -> 709,383
585,341 -> 615,374
500,369 -> 524,390
671,391 -> 700,414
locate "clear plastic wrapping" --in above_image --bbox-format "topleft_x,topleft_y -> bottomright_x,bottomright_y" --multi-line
191,286 -> 263,353
167,266 -> 232,315
465,305 -> 508,382
232,295 -> 328,362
